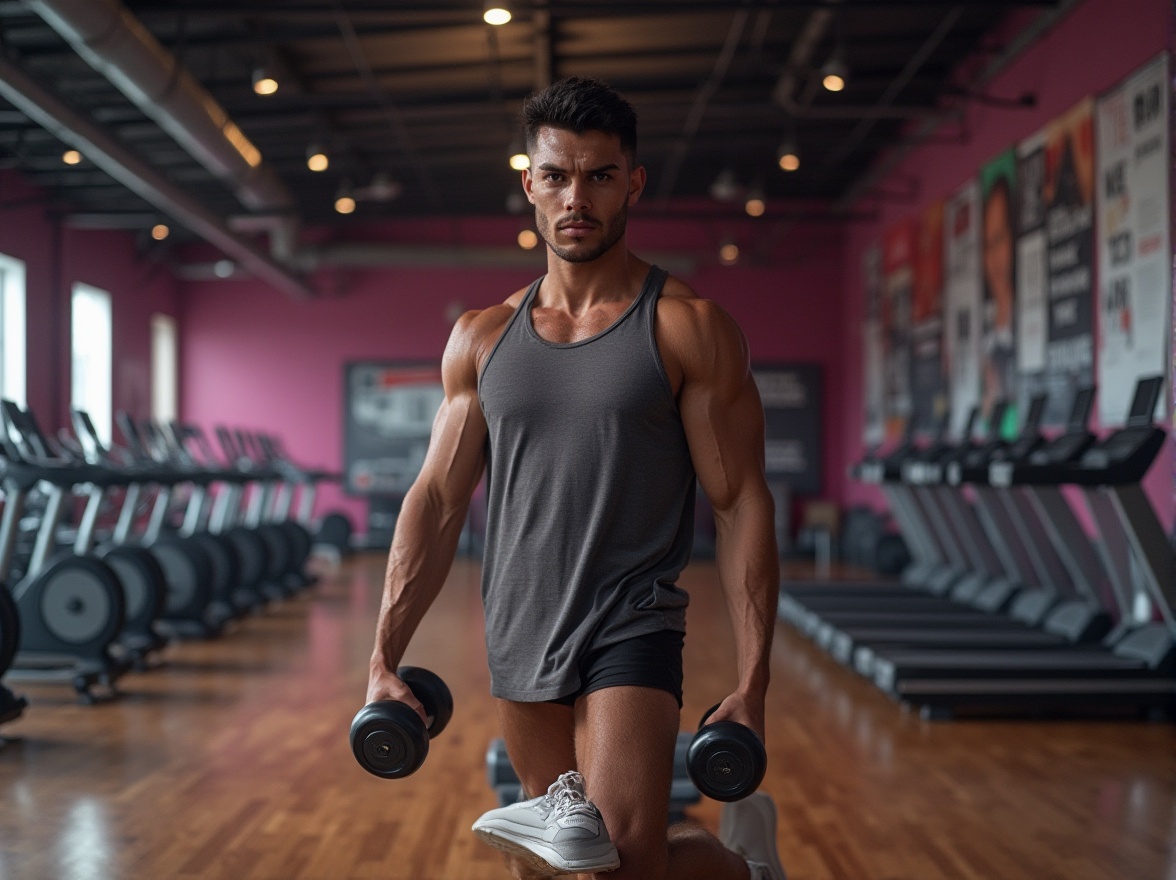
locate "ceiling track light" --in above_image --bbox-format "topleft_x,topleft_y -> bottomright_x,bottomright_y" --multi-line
306,143 -> 329,172
335,181 -> 356,215
484,3 -> 512,25
708,167 -> 742,203
822,55 -> 849,93
252,66 -> 279,96
744,188 -> 766,218
508,138 -> 530,170
776,137 -> 800,172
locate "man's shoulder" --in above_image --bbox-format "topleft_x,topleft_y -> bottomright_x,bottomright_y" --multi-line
656,278 -> 738,338
448,287 -> 530,376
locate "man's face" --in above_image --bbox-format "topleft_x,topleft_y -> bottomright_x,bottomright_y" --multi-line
522,127 -> 646,264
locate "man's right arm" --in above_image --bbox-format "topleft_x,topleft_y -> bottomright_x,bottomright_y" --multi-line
365,309 -> 493,715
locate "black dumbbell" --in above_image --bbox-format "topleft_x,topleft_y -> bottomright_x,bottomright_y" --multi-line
686,704 -> 767,802
350,666 -> 453,779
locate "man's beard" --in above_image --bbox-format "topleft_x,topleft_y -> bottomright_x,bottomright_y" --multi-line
536,203 -> 628,263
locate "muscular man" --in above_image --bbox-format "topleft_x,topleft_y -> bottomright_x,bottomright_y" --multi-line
366,76 -> 785,880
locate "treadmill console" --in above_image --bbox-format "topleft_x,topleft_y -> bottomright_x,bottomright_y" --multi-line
1076,376 -> 1165,480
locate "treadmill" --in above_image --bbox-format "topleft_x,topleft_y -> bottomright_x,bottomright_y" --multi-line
867,377 -> 1176,719
830,390 -> 1112,670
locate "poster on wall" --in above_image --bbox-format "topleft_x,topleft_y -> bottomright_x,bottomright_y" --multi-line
1097,54 -> 1170,425
910,200 -> 948,434
882,221 -> 916,440
944,181 -> 983,437
862,244 -> 886,447
979,149 -> 1019,436
1019,100 -> 1097,427
343,361 -> 444,496
752,364 -> 823,496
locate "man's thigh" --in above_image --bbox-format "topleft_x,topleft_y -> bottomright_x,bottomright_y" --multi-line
574,686 -> 680,877
496,698 -> 577,798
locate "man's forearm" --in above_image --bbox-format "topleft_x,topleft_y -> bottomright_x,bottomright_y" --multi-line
713,489 -> 779,698
370,484 -> 472,674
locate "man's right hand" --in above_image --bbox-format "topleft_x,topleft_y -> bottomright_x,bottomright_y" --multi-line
366,666 -> 428,726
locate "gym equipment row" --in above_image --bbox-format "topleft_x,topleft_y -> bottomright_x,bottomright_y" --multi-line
0,400 -> 330,719
779,376 -> 1176,720
351,669 -> 767,816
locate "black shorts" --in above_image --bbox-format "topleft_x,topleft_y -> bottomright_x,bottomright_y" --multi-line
546,628 -> 685,708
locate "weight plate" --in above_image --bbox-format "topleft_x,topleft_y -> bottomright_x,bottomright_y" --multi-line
148,544 -> 198,613
40,566 -> 114,644
102,554 -> 148,621
226,528 -> 267,587
0,587 -> 19,672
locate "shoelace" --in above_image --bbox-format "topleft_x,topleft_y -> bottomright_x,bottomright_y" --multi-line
543,772 -> 600,820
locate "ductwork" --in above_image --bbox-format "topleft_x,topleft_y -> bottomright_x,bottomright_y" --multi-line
0,53 -> 314,299
27,0 -> 296,218
25,0 -> 307,283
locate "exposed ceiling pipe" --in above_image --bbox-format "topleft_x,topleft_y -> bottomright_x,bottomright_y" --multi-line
26,0 -> 300,232
0,52 -> 315,299
834,0 -> 1085,211
655,9 -> 750,203
818,6 -> 964,170
176,243 -> 697,277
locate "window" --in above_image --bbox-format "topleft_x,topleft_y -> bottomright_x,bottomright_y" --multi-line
71,283 -> 113,445
151,313 -> 178,423
0,252 -> 27,406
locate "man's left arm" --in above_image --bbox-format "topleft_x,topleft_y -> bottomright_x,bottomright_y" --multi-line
674,299 -> 779,738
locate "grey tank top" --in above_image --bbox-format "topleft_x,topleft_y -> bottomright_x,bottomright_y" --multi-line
477,265 -> 696,701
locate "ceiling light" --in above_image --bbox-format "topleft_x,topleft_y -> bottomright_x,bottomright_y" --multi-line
719,242 -> 740,265
776,137 -> 800,172
151,223 -> 170,241
62,149 -> 81,165
213,259 -> 235,278
517,229 -> 539,250
744,189 -> 766,218
252,67 -> 279,96
822,56 -> 849,93
505,191 -> 528,214
484,3 -> 511,25
708,168 -> 742,203
335,181 -> 356,215
508,139 -> 530,170
366,171 -> 403,201
306,144 -> 329,172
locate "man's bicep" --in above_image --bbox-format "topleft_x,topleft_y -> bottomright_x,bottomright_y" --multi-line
674,305 -> 767,514
682,371 -> 768,514
415,387 -> 487,506
412,316 -> 489,507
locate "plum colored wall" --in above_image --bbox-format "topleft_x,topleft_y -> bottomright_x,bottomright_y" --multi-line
838,0 -> 1176,530
0,170 -> 181,435
178,214 -> 845,527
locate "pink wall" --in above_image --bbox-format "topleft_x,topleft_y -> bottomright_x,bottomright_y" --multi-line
838,0 -> 1175,530
179,214 -> 845,526
0,170 -> 180,435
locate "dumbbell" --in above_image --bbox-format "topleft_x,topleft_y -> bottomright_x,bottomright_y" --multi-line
686,704 -> 767,802
350,667 -> 453,779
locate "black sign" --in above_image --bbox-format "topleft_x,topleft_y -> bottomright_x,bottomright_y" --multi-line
753,364 -> 823,495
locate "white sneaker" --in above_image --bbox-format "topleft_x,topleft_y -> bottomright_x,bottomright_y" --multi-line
471,770 -> 621,876
719,792 -> 787,880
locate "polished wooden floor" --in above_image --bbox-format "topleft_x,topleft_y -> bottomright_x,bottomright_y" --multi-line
1,554 -> 1174,880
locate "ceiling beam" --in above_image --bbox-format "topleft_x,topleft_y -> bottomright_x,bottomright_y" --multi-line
0,53 -> 315,298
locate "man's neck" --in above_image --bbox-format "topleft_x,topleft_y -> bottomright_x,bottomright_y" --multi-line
539,245 -> 647,315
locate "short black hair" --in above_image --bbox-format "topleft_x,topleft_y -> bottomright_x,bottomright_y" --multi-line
522,76 -> 638,161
